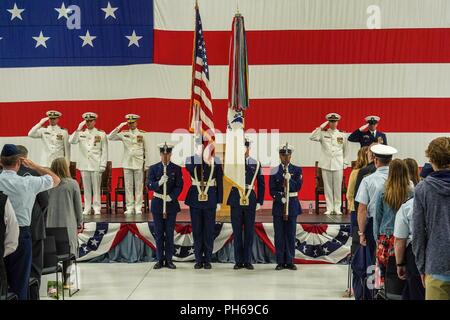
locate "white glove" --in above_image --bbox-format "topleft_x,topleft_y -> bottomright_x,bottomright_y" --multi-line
77,120 -> 86,131
158,174 -> 168,186
256,203 -> 261,211
320,121 -> 329,129
359,123 -> 369,131
281,197 -> 287,204
283,172 -> 291,180
165,195 -> 172,202
40,117 -> 49,125
118,122 -> 128,129
216,204 -> 221,211
100,166 -> 105,173
344,161 -> 350,168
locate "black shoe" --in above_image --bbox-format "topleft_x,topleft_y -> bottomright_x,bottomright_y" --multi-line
285,263 -> 297,270
233,263 -> 243,270
166,261 -> 176,269
194,262 -> 203,269
244,263 -> 254,270
204,262 -> 212,269
275,264 -> 284,270
153,261 -> 164,269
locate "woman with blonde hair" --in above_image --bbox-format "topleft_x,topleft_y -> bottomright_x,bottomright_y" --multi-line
404,158 -> 420,186
347,147 -> 369,216
374,159 -> 413,269
47,158 -> 83,285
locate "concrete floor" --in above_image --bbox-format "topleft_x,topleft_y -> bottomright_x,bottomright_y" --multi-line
40,262 -> 353,300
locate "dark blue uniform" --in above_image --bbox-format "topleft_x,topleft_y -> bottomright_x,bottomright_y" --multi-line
348,129 -> 387,148
147,162 -> 183,264
227,157 -> 265,266
269,164 -> 302,266
185,155 -> 223,265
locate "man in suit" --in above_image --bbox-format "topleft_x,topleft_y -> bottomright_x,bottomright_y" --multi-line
269,143 -> 303,271
227,137 -> 265,270
69,112 -> 108,215
185,142 -> 223,270
15,145 -> 48,300
147,143 -> 183,269
348,115 -> 388,147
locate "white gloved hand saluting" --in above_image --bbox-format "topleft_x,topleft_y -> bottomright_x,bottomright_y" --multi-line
320,121 -> 329,129
77,120 -> 87,131
216,204 -> 221,212
359,123 -> 369,131
283,172 -> 291,180
40,117 -> 49,125
118,122 -> 128,129
158,174 -> 169,186
256,203 -> 261,211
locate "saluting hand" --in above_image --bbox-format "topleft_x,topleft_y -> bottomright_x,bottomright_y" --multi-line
21,158 -> 38,170
320,121 -> 329,129
77,120 -> 87,131
40,117 -> 50,124
118,122 -> 128,128
359,123 -> 369,131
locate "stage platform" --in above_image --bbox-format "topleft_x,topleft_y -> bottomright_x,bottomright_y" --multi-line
83,209 -> 351,225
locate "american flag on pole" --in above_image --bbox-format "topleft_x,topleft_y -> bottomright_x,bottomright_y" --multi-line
188,2 -> 215,163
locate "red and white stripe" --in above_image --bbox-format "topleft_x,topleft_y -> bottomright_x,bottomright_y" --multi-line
1,0 -> 449,200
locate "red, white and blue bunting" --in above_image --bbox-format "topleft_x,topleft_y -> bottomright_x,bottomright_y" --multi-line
78,222 -> 350,264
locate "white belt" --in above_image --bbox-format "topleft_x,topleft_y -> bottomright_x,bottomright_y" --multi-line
288,192 -> 298,197
154,193 -> 170,201
191,179 -> 217,187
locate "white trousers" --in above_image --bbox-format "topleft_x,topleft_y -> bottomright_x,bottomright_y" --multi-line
81,171 -> 102,214
124,168 -> 144,213
321,169 -> 343,213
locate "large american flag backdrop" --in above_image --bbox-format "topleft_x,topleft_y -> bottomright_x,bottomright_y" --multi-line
1,0 -> 449,201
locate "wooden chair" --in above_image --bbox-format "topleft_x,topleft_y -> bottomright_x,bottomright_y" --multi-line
314,161 -> 348,214
143,169 -> 150,214
69,162 -> 77,180
114,172 -> 126,214
100,161 -> 112,214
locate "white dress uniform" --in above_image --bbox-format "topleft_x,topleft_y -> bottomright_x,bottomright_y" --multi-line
108,114 -> 149,214
69,112 -> 108,215
309,113 -> 348,214
27,111 -> 70,167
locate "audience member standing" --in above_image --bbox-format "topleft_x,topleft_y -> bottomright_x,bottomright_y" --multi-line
47,158 -> 83,285
413,137 -> 450,300
0,144 -> 60,300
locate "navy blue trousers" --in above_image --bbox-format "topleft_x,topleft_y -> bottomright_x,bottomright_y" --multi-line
152,212 -> 177,262
190,207 -> 216,263
230,207 -> 256,264
402,245 -> 425,300
4,227 -> 32,300
273,215 -> 297,265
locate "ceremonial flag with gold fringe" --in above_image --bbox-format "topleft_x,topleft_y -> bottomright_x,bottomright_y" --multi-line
224,13 -> 249,191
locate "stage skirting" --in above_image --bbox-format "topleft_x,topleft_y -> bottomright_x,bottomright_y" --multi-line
78,222 -> 351,264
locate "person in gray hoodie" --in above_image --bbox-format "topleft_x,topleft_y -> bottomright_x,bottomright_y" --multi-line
412,137 -> 450,300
